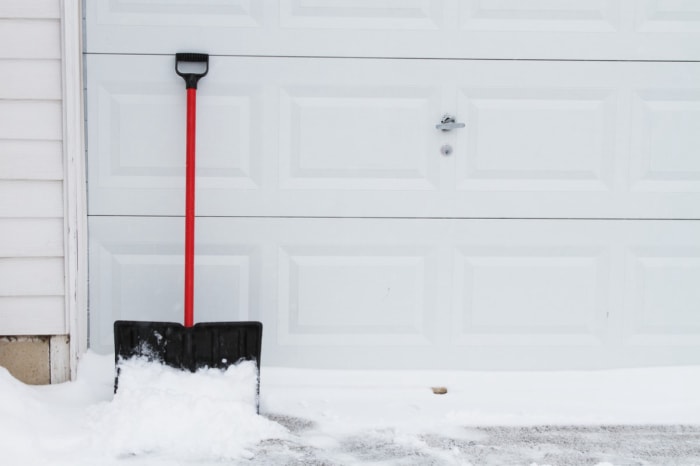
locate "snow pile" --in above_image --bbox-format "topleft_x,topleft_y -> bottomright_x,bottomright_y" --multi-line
0,355 -> 286,465
0,364 -> 100,466
89,358 -> 287,461
0,366 -> 45,459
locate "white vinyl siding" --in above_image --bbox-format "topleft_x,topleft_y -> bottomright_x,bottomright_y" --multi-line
0,2 -> 66,336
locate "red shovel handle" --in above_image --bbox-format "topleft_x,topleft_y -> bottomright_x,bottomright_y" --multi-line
184,88 -> 196,328
176,53 -> 209,328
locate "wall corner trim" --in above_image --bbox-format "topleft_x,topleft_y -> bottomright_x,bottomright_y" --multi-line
61,0 -> 88,380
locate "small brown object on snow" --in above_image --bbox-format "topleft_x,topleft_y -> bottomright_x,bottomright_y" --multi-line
431,386 -> 448,395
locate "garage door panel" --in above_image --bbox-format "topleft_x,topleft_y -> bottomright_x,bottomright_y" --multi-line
456,87 -> 617,192
636,0 -> 700,33
278,245 -> 436,347
279,86 -> 441,190
92,77 -> 261,192
86,0 -> 700,60
89,229 -> 258,354
460,0 -> 622,33
280,0 -> 445,30
93,0 -> 264,28
625,249 -> 700,346
630,91 -> 700,193
453,247 -> 609,347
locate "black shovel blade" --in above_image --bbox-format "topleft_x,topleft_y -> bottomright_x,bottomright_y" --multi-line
113,321 -> 263,407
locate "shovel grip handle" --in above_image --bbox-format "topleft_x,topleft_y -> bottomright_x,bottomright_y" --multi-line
176,53 -> 209,89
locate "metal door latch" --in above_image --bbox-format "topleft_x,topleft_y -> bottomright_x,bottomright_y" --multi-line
435,114 -> 465,131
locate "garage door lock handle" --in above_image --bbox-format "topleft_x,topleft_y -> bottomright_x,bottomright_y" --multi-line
175,53 -> 209,89
436,114 -> 465,131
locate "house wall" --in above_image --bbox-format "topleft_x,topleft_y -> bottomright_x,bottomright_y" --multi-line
0,0 -> 72,384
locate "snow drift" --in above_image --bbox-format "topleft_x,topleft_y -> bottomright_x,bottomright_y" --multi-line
89,358 -> 286,461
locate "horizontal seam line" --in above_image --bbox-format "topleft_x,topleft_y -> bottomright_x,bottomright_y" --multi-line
82,52 -> 700,64
86,215 -> 700,221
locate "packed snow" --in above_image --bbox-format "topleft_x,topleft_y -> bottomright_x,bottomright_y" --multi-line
89,358 -> 285,460
1,352 -> 700,465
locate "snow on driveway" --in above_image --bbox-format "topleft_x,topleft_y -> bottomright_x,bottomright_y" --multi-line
1,352 -> 699,465
244,421 -> 700,465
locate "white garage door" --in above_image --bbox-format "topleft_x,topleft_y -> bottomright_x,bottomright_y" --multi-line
86,1 -> 700,370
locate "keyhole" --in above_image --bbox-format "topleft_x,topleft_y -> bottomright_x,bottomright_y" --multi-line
441,144 -> 453,156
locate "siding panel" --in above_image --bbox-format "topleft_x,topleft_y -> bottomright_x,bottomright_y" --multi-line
0,59 -> 62,100
0,19 -> 60,59
0,219 -> 63,257
0,180 -> 63,218
0,297 -> 65,335
0,258 -> 64,296
0,100 -> 62,140
0,0 -> 60,19
0,140 -> 63,180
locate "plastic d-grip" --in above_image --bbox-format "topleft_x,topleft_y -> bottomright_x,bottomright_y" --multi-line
175,53 -> 209,89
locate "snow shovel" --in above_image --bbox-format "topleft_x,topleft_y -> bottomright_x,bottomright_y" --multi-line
114,53 -> 263,407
